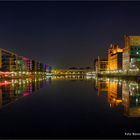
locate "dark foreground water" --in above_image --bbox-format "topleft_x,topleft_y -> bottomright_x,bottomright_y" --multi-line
0,76 -> 140,139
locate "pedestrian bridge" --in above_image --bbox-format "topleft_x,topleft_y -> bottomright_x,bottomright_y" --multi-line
52,69 -> 95,75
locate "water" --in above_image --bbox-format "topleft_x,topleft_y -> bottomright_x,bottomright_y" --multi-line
0,76 -> 140,138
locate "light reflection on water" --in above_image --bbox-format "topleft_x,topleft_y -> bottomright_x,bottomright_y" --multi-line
95,77 -> 140,117
0,76 -> 140,118
0,77 -> 50,109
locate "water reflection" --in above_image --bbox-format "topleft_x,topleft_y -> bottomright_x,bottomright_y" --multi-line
1,75 -> 140,118
51,75 -> 86,80
0,77 -> 49,109
95,77 -> 140,117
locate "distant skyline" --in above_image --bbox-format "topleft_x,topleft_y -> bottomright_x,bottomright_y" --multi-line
1,1 -> 140,68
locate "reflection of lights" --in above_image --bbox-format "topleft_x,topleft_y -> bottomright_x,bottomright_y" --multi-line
86,76 -> 91,79
18,90 -> 21,94
119,81 -> 122,85
0,80 -> 11,86
23,92 -> 30,96
86,76 -> 96,79
107,78 -> 110,81
113,98 -> 116,101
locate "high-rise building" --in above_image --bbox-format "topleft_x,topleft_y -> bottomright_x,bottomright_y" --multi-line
123,36 -> 140,71
108,44 -> 123,71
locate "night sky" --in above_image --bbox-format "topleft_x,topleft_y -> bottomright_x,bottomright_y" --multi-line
1,1 -> 140,68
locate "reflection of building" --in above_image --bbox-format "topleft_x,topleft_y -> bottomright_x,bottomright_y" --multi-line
95,78 -> 108,96
95,56 -> 108,73
95,78 -> 122,106
52,75 -> 86,80
95,78 -> 140,117
107,79 -> 122,107
122,81 -> 140,117
108,44 -> 123,71
0,78 -> 48,109
123,36 -> 140,71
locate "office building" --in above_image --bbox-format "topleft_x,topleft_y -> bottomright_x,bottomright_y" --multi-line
123,36 -> 140,71
95,56 -> 108,73
108,44 -> 123,71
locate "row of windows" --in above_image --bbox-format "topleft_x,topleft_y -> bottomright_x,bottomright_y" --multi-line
130,51 -> 140,55
131,47 -> 140,51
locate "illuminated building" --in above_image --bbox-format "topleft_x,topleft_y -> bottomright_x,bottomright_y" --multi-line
0,48 -> 17,71
22,57 -> 32,72
0,48 -> 49,76
108,44 -> 123,71
21,58 -> 47,73
123,36 -> 140,71
16,56 -> 27,72
52,69 -> 92,75
95,56 -> 108,73
31,60 -> 37,72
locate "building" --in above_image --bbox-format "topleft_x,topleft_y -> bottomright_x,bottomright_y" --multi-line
108,44 -> 123,71
94,58 -> 98,71
123,36 -> 140,71
0,48 -> 49,77
0,48 -> 17,71
22,57 -> 32,72
52,69 -> 91,75
95,56 -> 108,73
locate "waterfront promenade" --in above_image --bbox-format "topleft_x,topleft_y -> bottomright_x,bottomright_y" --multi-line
97,70 -> 140,80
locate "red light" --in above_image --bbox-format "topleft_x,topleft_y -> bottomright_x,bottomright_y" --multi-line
23,92 -> 30,96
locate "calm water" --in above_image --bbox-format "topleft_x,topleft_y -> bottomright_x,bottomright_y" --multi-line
0,76 -> 140,139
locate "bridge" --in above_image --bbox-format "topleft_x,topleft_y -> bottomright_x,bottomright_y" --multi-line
51,69 -> 95,76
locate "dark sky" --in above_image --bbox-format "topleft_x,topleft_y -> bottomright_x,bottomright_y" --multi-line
1,1 -> 140,68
